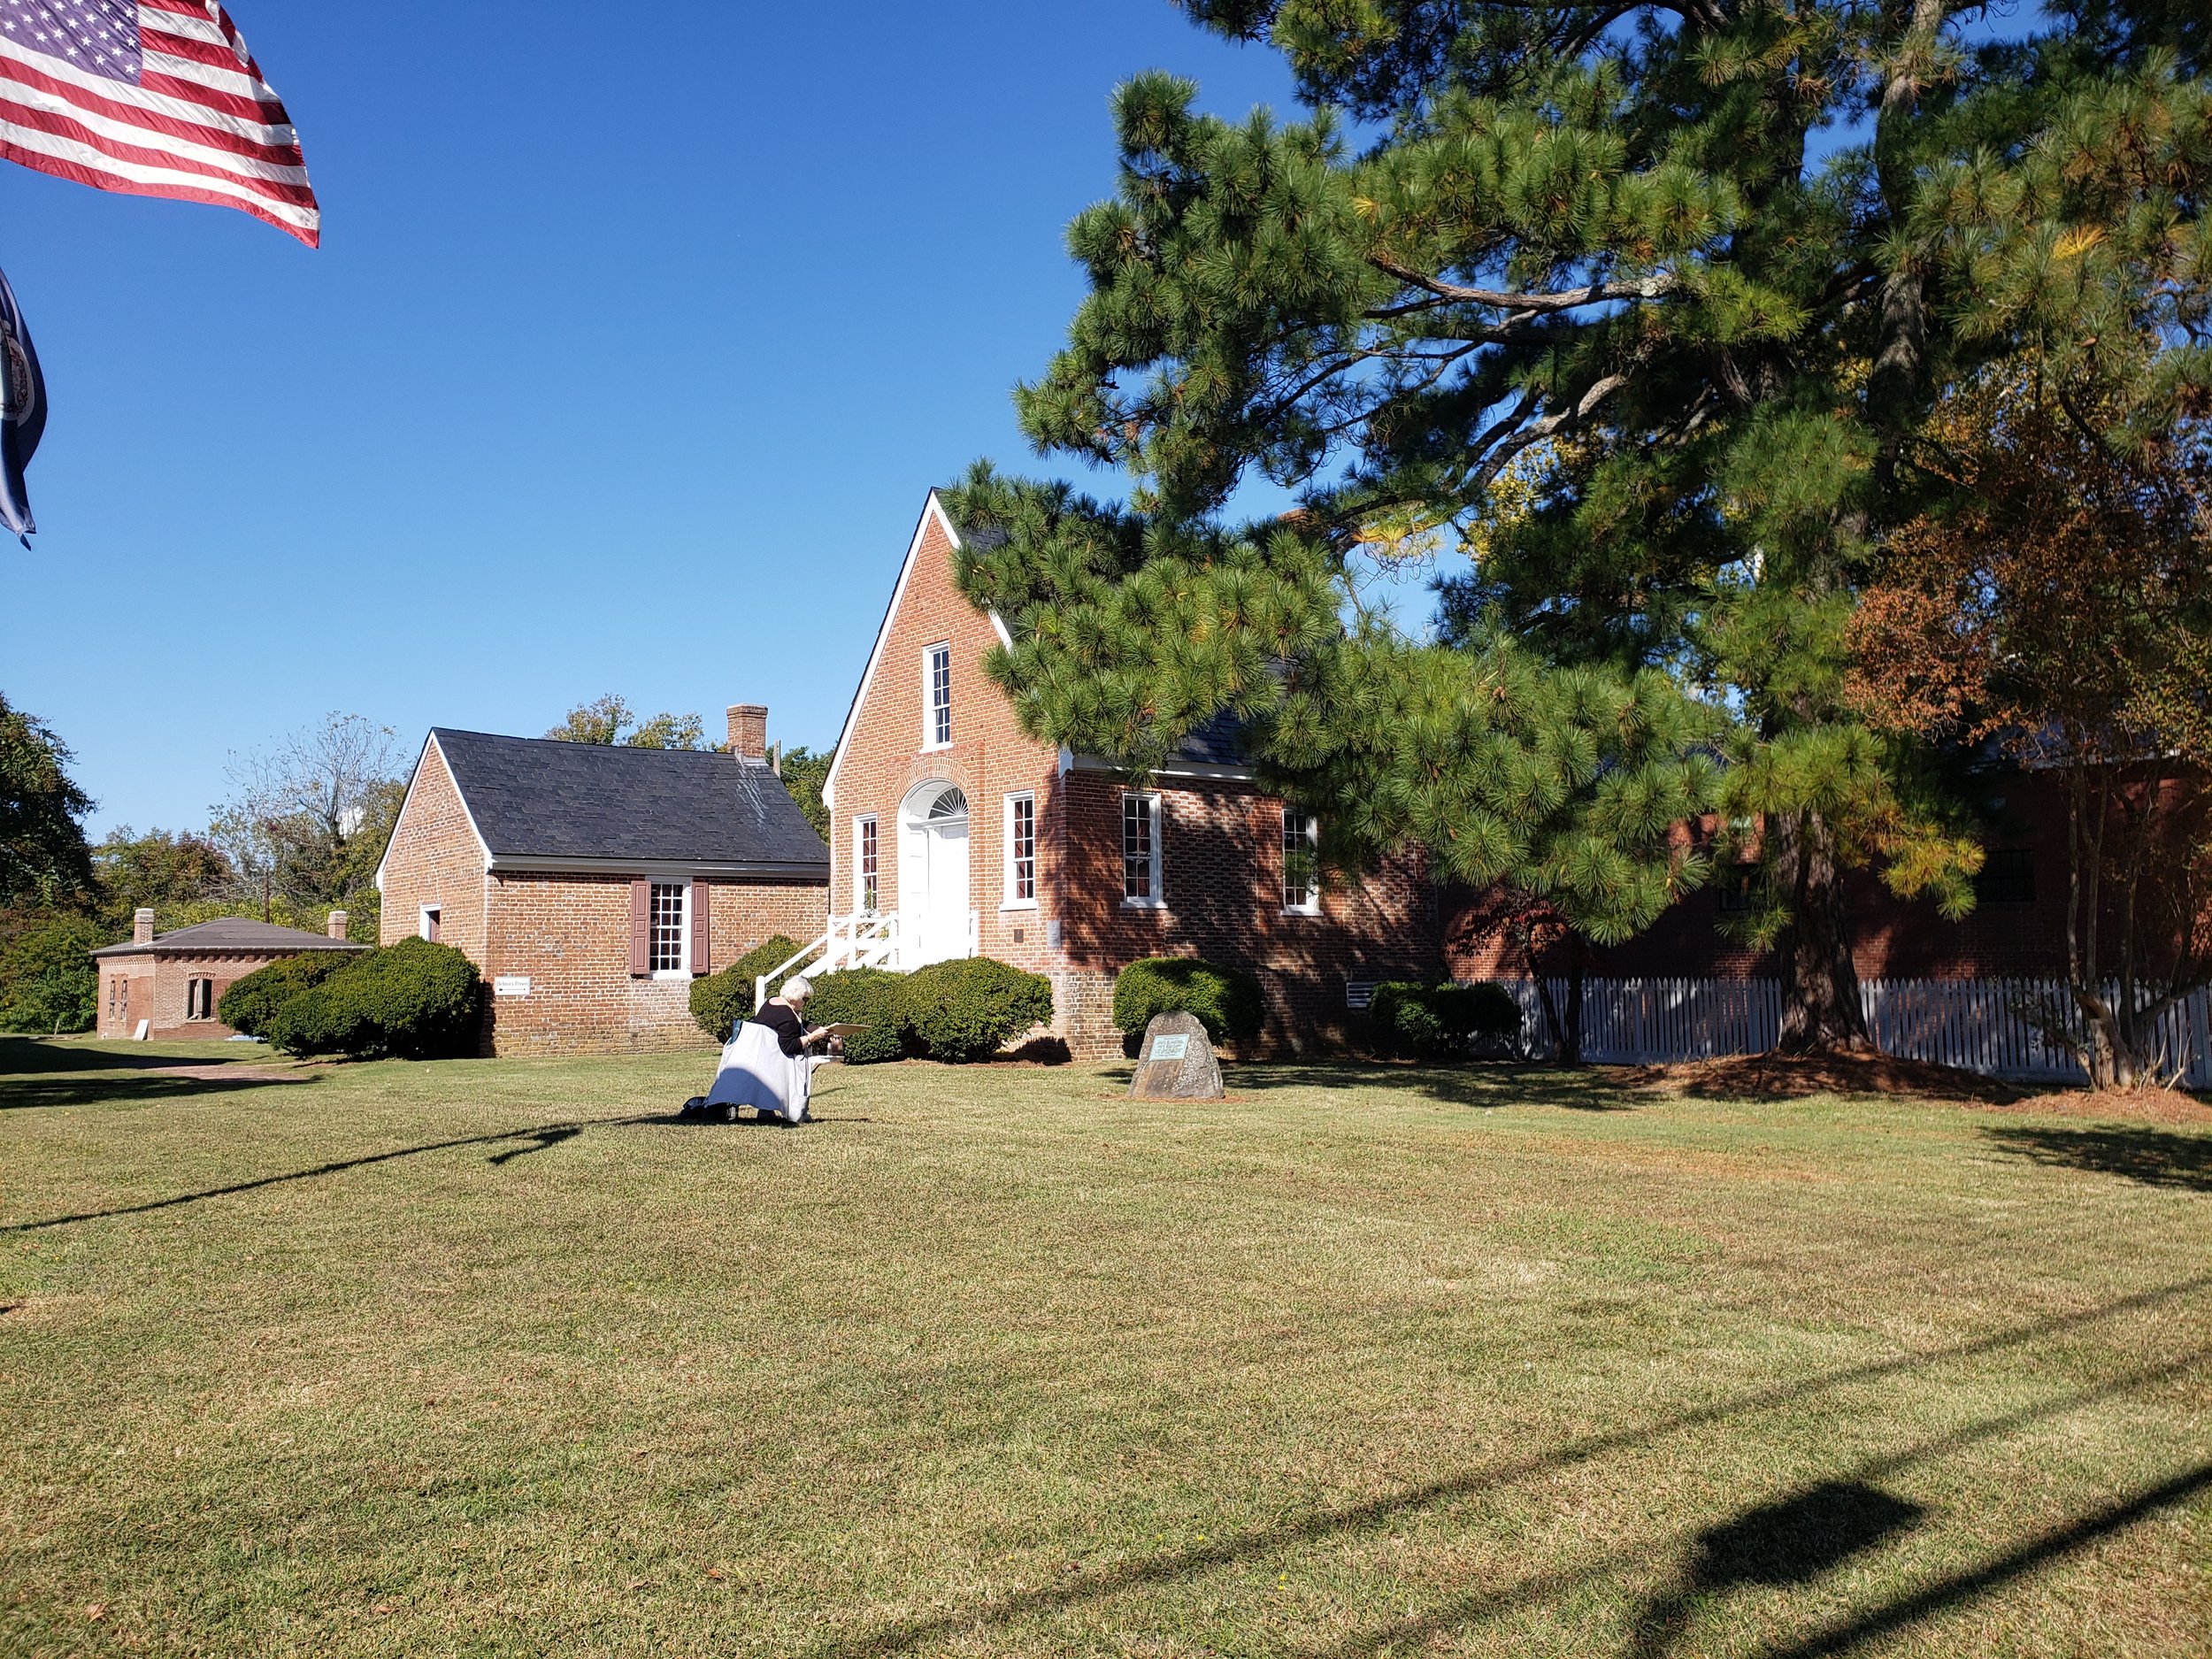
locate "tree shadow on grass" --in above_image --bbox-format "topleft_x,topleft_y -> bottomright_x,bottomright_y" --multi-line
807,1274 -> 2212,1658
1983,1124 -> 2212,1193
4,1113 -> 659,1232
0,1071 -> 322,1112
1221,1061 -> 1638,1111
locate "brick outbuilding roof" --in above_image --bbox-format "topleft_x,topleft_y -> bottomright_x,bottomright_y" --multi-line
91,918 -> 368,958
428,729 -> 830,873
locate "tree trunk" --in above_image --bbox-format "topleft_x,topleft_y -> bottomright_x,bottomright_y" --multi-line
1775,809 -> 1873,1054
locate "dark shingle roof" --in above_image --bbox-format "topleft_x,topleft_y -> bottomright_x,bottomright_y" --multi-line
92,918 -> 369,958
1172,709 -> 1252,768
431,729 -> 829,872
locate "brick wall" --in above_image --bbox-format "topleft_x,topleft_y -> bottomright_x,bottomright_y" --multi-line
480,872 -> 827,1056
95,949 -> 337,1040
378,737 -> 488,961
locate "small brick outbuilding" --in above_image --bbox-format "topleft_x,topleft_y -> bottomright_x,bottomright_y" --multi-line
375,713 -> 830,1056
91,911 -> 365,1040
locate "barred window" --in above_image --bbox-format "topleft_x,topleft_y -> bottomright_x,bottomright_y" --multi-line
1123,792 -> 1160,903
1006,794 -> 1036,902
648,883 -> 688,973
857,816 -> 879,912
926,642 -> 952,748
1283,810 -> 1320,912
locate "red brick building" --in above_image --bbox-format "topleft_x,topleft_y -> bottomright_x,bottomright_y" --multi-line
91,910 -> 365,1040
814,492 -> 1439,1058
375,714 -> 828,1056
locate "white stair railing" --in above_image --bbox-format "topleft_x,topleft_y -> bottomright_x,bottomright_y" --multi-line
756,913 -> 900,1009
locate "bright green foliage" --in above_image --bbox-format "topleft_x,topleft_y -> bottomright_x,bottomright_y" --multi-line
1369,980 -> 1521,1062
266,939 -> 480,1061
0,915 -> 101,1033
803,968 -> 907,1064
777,747 -> 832,840
1112,956 -> 1265,1046
217,951 -> 354,1040
0,692 -> 94,910
954,0 -> 2210,1048
545,695 -> 710,750
688,934 -> 800,1042
898,957 -> 1055,1064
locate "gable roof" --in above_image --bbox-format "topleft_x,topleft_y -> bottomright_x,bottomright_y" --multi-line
426,728 -> 829,875
92,918 -> 369,959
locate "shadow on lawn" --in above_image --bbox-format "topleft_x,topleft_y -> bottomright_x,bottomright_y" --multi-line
4,1113 -> 659,1232
0,1036 -> 318,1112
1219,1061 -> 1637,1111
810,1276 -> 2212,1658
1984,1124 -> 2212,1194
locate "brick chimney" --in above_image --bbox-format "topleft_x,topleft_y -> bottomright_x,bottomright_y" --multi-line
327,910 -> 349,941
726,703 -> 768,761
133,907 -> 155,946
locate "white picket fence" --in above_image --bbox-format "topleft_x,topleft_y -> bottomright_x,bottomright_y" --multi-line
1494,977 -> 2212,1087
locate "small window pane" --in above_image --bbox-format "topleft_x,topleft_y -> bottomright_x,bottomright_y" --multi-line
1009,795 -> 1035,902
1283,810 -> 1318,910
649,883 -> 687,972
927,644 -> 952,746
1123,794 -> 1156,902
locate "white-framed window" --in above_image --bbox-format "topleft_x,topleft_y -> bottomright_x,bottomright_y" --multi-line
1122,791 -> 1163,906
647,881 -> 690,978
856,815 -> 879,913
419,904 -> 442,942
1282,809 -> 1320,914
924,641 -> 953,749
1003,792 -> 1036,906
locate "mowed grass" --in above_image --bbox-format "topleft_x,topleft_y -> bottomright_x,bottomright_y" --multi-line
1,1039 -> 2207,1658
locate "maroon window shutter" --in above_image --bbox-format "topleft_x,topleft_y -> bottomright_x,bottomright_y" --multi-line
628,879 -> 651,977
690,880 -> 711,974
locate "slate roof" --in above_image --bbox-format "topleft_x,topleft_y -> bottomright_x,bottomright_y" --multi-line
429,729 -> 830,872
92,918 -> 370,958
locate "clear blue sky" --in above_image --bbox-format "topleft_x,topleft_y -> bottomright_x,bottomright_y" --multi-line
0,1 -> 1296,837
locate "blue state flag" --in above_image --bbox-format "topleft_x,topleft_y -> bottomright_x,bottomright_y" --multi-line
0,265 -> 45,545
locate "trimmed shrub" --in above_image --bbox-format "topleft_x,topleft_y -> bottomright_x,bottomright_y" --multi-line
803,967 -> 908,1064
218,950 -> 351,1039
1370,980 -> 1521,1061
899,956 -> 1054,1064
266,938 -> 481,1060
1112,956 -> 1264,1046
689,933 -> 800,1042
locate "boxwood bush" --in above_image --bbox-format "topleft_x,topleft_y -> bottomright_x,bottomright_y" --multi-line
266,938 -> 482,1060
217,949 -> 353,1039
898,956 -> 1054,1064
1369,980 -> 1522,1061
1112,956 -> 1264,1046
803,967 -> 908,1064
689,933 -> 800,1041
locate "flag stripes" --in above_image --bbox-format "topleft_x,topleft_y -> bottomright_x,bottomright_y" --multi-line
0,1 -> 317,244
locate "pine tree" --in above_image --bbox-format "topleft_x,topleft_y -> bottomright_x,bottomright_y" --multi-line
955,0 -> 2208,1050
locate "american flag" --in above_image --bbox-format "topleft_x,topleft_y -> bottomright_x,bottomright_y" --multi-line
0,0 -> 316,246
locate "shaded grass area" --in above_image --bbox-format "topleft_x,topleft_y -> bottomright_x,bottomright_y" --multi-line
2,1041 -> 2207,1656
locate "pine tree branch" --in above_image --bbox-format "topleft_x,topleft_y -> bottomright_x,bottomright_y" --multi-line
1367,254 -> 1678,315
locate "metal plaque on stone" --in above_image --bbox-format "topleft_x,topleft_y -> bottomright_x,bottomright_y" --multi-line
1128,1011 -> 1224,1100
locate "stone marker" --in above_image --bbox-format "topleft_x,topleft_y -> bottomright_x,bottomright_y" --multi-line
1129,1010 -> 1224,1100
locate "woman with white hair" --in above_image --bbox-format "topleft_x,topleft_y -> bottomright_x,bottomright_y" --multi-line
703,976 -> 835,1125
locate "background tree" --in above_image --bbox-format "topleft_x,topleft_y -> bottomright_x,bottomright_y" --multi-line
0,913 -> 102,1033
954,0 -> 2208,1051
92,827 -> 234,924
211,714 -> 404,940
777,745 -> 833,840
1849,368 -> 2212,1087
0,691 -> 94,910
545,695 -> 709,750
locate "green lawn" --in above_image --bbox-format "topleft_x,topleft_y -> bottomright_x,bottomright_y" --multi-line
2,1038 -> 2207,1657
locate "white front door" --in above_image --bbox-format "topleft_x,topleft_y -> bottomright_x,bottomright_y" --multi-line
901,782 -> 972,966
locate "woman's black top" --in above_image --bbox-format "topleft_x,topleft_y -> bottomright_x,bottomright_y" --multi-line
749,1002 -> 810,1057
